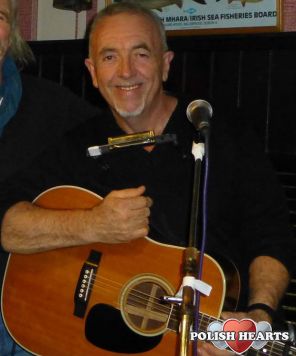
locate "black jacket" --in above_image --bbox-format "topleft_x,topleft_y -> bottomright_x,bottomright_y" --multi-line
0,74 -> 99,182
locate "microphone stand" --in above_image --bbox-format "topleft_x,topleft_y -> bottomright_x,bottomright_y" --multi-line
179,128 -> 209,356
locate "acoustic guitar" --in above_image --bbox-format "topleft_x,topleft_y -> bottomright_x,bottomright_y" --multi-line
1,186 -> 295,356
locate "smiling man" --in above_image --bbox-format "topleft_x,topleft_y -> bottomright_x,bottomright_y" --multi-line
0,3 -> 294,356
85,7 -> 175,135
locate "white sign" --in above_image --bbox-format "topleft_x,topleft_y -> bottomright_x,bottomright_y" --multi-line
151,0 -> 279,32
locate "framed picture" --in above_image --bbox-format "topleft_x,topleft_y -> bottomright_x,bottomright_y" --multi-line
105,0 -> 282,36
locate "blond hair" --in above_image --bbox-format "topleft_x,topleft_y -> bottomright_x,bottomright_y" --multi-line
8,0 -> 34,65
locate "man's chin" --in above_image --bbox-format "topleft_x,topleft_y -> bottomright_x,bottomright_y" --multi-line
114,105 -> 144,119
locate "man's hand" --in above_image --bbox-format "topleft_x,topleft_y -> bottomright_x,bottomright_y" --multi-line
1,185 -> 152,253
86,185 -> 152,243
197,342 -> 234,356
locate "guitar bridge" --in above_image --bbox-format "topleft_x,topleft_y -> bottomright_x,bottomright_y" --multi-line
73,250 -> 101,318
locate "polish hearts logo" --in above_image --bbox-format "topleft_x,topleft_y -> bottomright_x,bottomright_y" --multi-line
190,318 -> 290,354
203,319 -> 272,354
223,319 -> 256,354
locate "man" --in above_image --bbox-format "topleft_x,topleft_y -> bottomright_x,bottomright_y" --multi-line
0,0 -> 98,354
0,3 -> 294,356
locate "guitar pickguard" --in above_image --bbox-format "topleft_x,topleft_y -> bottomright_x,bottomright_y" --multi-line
85,303 -> 162,353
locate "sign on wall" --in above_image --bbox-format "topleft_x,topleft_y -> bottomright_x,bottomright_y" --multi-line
107,0 -> 281,35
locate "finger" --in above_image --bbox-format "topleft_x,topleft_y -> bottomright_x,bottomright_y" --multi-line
133,216 -> 149,228
128,196 -> 152,210
121,214 -> 148,232
109,186 -> 146,199
198,342 -> 234,356
146,197 -> 153,208
197,342 -> 211,356
128,208 -> 150,220
129,205 -> 151,219
130,226 -> 149,239
116,226 -> 149,242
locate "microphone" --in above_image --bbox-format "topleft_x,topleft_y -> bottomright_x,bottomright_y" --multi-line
186,99 -> 213,132
87,131 -> 177,157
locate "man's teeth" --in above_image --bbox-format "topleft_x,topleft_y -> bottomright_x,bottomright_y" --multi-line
119,85 -> 139,90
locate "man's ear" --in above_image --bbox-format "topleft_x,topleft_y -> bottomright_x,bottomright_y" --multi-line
85,58 -> 98,88
162,50 -> 174,82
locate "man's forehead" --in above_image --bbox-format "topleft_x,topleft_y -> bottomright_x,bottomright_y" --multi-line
91,13 -> 160,51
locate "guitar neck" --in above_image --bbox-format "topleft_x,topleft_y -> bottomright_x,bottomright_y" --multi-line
243,342 -> 296,356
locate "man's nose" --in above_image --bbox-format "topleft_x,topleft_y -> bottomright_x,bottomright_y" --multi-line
118,56 -> 135,78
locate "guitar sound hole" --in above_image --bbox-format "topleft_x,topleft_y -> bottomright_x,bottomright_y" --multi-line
120,274 -> 174,337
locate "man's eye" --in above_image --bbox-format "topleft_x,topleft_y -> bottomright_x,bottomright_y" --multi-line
103,55 -> 114,61
0,14 -> 8,22
137,52 -> 149,58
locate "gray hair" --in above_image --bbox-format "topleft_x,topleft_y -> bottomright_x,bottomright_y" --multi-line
8,0 -> 34,65
88,2 -> 168,58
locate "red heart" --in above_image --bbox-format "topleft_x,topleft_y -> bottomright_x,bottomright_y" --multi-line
223,319 -> 256,354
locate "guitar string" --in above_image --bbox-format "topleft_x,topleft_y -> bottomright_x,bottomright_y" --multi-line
88,273 -> 177,314
83,276 -> 292,356
87,273 -> 215,325
94,282 -> 284,356
88,274 -> 176,315
87,275 -> 294,356
88,273 -> 286,354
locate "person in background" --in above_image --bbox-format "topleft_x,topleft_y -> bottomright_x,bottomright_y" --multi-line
0,0 -> 98,182
0,2 -> 295,355
0,0 -> 98,354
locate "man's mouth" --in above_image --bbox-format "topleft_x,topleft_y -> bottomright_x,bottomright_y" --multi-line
116,84 -> 141,91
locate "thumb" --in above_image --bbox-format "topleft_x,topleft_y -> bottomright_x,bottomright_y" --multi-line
108,186 -> 146,199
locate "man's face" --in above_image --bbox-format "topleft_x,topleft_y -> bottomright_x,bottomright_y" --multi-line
85,13 -> 173,120
0,0 -> 10,62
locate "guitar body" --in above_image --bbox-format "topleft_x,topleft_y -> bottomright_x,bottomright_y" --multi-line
1,186 -> 239,356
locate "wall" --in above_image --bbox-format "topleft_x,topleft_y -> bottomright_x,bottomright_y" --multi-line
19,0 -> 296,41
19,0 -> 105,41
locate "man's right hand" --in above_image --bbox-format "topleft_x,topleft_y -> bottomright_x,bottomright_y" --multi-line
86,185 -> 152,244
1,186 -> 152,254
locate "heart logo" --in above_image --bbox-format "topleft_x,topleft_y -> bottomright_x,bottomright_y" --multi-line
223,318 -> 257,354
